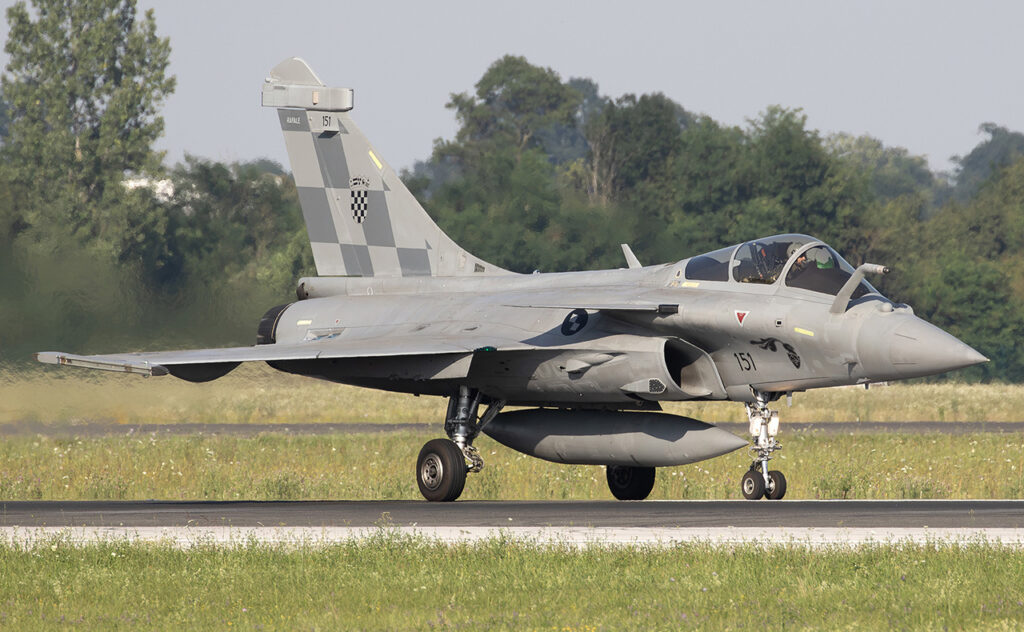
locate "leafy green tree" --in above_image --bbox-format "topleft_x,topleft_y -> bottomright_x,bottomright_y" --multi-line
445,55 -> 581,160
893,158 -> 1024,381
952,123 -> 1024,202
1,0 -> 175,241
535,77 -> 606,167
743,107 -> 871,251
631,107 -> 874,262
583,93 -> 690,204
0,0 -> 180,362
424,56 -> 624,273
911,254 -> 1024,382
0,88 -> 8,140
828,133 -> 938,204
851,195 -> 926,300
924,159 -> 1024,268
626,116 -> 749,259
166,156 -> 312,293
747,107 -> 831,205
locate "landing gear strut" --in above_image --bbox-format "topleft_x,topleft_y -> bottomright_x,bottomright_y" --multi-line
741,390 -> 787,500
415,386 -> 505,502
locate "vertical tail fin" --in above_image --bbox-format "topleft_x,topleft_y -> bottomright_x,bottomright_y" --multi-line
262,57 -> 509,278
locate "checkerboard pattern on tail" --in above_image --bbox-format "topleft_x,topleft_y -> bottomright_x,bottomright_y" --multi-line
263,57 -> 510,278
351,189 -> 368,223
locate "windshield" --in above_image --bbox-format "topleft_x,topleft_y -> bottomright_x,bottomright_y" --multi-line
732,235 -> 814,284
684,245 -> 735,281
785,245 -> 877,299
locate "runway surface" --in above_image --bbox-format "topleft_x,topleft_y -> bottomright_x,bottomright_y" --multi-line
3,421 -> 1024,437
4,500 -> 1024,547
4,499 -> 1023,528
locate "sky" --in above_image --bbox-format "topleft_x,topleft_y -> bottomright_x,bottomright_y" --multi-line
1,0 -> 1022,175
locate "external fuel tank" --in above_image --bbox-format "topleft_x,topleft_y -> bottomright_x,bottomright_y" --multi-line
482,409 -> 748,467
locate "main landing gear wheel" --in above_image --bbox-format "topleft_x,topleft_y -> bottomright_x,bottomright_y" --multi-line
416,386 -> 507,502
606,465 -> 656,501
416,439 -> 466,502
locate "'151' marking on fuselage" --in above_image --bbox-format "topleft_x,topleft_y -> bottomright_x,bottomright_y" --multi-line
734,352 -> 757,371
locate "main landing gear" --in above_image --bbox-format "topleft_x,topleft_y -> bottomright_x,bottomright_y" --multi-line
606,465 -> 656,501
416,386 -> 505,502
741,390 -> 787,500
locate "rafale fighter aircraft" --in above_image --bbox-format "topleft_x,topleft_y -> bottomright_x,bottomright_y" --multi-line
37,58 -> 988,502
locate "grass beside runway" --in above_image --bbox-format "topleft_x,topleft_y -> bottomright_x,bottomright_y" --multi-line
4,362 -> 1024,426
0,533 -> 1022,630
2,431 -> 1023,501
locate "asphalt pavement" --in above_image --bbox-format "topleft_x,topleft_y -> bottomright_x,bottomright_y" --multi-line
3,499 -> 1023,528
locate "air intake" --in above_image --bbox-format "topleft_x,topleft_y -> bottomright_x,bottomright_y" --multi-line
256,303 -> 292,345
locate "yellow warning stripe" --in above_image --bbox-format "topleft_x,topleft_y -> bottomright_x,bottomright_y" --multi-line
368,150 -> 383,170
794,327 -> 815,337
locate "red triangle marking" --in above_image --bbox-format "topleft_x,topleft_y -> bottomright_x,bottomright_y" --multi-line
735,310 -> 749,326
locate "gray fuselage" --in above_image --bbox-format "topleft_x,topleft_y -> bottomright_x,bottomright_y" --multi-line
265,240 -> 979,407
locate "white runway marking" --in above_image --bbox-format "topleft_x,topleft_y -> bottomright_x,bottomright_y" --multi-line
3,526 -> 1024,548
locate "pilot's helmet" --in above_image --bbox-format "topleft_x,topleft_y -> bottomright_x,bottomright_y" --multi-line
786,243 -> 802,259
808,248 -> 835,269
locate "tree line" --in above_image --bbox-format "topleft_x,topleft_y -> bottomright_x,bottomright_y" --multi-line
1,0 -> 1021,381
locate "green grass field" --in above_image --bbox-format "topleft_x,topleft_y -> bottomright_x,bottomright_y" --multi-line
4,362 -> 1024,425
3,368 -> 1023,630
2,431 -> 1022,501
1,534 -> 1022,631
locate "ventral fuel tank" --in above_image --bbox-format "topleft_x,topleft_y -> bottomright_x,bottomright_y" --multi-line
482,409 -> 749,467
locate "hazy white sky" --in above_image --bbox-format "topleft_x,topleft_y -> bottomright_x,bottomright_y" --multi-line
2,1 -> 1022,174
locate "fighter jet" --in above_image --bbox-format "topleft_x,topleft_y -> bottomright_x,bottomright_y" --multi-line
36,58 -> 988,502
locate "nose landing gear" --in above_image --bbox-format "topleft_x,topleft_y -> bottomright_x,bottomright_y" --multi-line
741,391 -> 787,500
415,386 -> 505,502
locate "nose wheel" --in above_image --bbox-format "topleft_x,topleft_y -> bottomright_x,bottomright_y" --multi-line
766,469 -> 787,499
741,391 -> 787,500
741,468 -> 765,499
741,463 -> 787,500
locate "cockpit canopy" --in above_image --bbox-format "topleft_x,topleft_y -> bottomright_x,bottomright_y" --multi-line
684,234 -> 879,299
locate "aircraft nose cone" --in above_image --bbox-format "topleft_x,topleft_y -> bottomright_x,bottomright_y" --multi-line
858,315 -> 988,379
889,318 -> 988,371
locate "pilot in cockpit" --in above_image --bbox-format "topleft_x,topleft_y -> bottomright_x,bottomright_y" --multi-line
787,243 -> 806,271
788,245 -> 834,280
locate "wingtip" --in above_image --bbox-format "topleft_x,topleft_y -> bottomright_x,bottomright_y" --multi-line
34,351 -> 60,365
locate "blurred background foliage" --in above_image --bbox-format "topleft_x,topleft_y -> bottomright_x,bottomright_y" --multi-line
1,1 -> 1022,381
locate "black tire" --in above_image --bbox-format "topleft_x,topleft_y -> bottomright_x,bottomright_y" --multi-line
766,470 -> 787,500
741,469 -> 766,500
606,465 -> 656,501
416,439 -> 467,502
